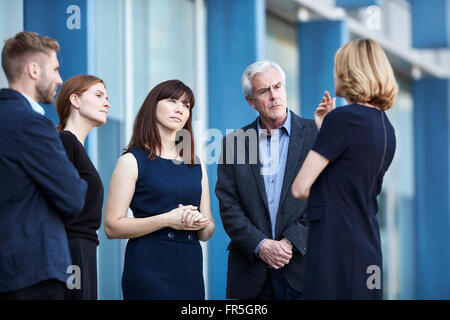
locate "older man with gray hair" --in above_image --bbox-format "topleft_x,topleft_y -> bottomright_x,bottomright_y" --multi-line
216,61 -> 317,300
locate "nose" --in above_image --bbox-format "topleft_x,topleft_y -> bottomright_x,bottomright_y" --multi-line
105,99 -> 111,109
269,87 -> 279,100
56,72 -> 63,86
175,101 -> 184,114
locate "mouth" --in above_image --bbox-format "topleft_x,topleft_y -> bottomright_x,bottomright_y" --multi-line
99,110 -> 108,115
170,117 -> 182,123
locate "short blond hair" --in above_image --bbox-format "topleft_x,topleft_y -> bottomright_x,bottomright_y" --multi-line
334,38 -> 398,111
1,31 -> 60,83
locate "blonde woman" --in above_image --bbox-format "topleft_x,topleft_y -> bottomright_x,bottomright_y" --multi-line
291,39 -> 398,299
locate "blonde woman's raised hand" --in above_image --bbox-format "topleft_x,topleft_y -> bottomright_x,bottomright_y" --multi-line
315,91 -> 336,130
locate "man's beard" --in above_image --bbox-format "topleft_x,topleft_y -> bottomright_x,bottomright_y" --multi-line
36,73 -> 55,105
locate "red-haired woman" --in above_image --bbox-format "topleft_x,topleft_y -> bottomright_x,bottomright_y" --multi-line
104,80 -> 215,300
55,75 -> 110,300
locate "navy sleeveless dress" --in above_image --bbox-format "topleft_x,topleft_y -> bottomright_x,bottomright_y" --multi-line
121,148 -> 205,300
303,104 -> 396,299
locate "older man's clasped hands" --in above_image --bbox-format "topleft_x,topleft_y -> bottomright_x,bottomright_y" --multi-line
258,238 -> 294,269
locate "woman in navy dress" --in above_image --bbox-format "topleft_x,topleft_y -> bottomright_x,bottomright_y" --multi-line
292,39 -> 398,299
104,80 -> 215,300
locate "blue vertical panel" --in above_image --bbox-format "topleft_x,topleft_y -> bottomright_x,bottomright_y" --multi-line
24,0 -> 103,296
97,119 -> 124,300
414,78 -> 450,299
91,0 -> 124,300
207,0 -> 265,299
298,20 -> 349,119
336,0 -> 382,8
24,0 -> 87,125
399,196 -> 417,299
410,0 -> 450,48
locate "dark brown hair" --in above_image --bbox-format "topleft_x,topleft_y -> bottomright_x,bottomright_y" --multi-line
55,75 -> 105,132
126,80 -> 196,165
1,31 -> 60,83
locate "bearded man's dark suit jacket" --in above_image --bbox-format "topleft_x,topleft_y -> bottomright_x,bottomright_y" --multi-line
216,109 -> 317,299
0,88 -> 88,294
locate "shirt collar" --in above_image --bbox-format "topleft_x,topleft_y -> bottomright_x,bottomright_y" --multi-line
20,92 -> 45,116
257,108 -> 291,137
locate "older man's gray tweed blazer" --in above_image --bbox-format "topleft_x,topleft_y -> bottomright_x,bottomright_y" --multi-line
216,110 -> 318,299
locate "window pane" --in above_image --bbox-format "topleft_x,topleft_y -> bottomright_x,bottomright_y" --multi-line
132,0 -> 196,117
0,0 -> 23,88
379,74 -> 415,299
265,12 -> 300,114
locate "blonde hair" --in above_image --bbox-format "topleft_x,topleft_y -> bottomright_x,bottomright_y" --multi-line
334,38 -> 398,111
1,31 -> 60,83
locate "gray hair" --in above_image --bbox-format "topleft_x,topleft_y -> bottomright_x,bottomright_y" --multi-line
241,61 -> 286,99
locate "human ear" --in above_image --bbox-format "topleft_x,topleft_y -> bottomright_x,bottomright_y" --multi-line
69,93 -> 81,109
245,96 -> 256,110
27,62 -> 40,81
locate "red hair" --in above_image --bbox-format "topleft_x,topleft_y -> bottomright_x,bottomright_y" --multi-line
55,75 -> 105,132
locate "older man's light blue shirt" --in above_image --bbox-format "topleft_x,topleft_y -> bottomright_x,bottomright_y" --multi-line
255,109 -> 291,254
21,93 -> 45,116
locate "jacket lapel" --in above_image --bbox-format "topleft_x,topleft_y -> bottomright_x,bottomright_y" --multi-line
277,114 -> 306,215
248,120 -> 270,213
247,113 -> 307,217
